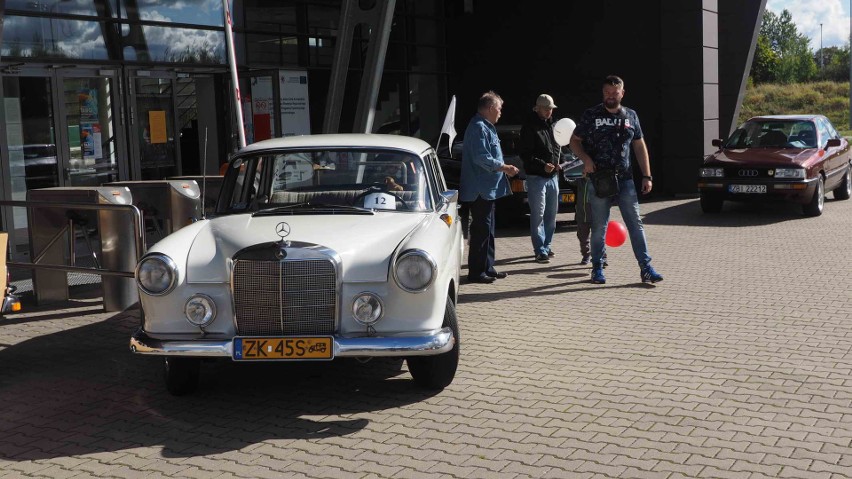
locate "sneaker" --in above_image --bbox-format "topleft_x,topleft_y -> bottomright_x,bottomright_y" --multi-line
640,265 -> 663,283
580,255 -> 591,265
591,265 -> 606,284
535,253 -> 550,264
547,250 -> 555,257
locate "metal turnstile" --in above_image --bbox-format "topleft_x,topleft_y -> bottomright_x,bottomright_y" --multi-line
168,176 -> 223,216
104,180 -> 202,245
27,187 -> 138,311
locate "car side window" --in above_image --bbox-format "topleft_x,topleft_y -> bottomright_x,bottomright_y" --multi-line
426,151 -> 446,193
225,157 -> 264,212
815,118 -> 832,147
821,117 -> 840,139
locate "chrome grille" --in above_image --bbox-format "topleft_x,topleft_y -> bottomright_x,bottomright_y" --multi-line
233,259 -> 337,335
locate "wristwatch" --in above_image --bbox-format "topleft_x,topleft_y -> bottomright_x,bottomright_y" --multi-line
642,175 -> 653,181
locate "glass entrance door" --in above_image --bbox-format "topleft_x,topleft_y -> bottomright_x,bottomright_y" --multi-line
2,73 -> 57,261
128,70 -> 179,180
57,69 -> 123,186
0,66 -> 124,260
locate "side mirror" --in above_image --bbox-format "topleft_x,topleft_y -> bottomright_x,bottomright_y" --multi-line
826,138 -> 841,148
711,139 -> 723,148
440,189 -> 459,205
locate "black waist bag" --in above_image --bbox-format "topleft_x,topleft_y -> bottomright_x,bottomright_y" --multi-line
591,169 -> 619,198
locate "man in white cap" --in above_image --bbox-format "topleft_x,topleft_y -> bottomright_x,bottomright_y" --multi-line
519,94 -> 561,263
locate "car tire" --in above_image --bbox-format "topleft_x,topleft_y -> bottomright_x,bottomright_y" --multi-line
406,299 -> 459,390
803,176 -> 825,217
699,192 -> 723,213
834,165 -> 852,200
164,357 -> 200,396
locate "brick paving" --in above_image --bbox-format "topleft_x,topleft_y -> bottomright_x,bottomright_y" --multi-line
2,196 -> 852,478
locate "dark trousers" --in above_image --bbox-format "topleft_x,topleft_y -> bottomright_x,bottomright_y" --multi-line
468,196 -> 496,279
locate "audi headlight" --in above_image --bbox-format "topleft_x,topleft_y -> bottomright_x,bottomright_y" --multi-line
352,293 -> 383,325
136,254 -> 177,296
774,168 -> 805,179
185,294 -> 216,327
700,167 -> 724,177
393,250 -> 436,292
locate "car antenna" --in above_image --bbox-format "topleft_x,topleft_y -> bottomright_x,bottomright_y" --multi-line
201,127 -> 208,220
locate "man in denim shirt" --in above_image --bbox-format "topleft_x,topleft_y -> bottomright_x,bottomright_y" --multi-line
460,91 -> 519,284
570,75 -> 663,285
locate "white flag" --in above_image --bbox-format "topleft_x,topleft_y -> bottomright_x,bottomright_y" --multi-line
438,95 -> 457,156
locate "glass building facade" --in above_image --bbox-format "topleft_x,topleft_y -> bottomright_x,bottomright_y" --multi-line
0,0 -> 449,259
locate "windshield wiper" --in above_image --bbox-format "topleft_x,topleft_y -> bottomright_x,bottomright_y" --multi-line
253,202 -> 373,216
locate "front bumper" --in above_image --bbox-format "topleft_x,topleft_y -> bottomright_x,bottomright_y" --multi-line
698,177 -> 818,203
129,327 -> 455,358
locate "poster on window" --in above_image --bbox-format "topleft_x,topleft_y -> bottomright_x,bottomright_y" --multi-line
149,110 -> 167,144
279,70 -> 311,137
251,76 -> 274,141
79,88 -> 98,123
81,124 -> 102,160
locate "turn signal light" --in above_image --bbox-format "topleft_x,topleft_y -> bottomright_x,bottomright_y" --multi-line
440,214 -> 453,227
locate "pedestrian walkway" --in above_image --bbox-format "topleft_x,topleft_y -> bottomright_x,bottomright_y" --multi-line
2,197 -> 852,478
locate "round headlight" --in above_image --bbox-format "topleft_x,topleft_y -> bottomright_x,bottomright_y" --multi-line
136,254 -> 177,296
352,293 -> 383,325
185,294 -> 216,327
393,250 -> 436,293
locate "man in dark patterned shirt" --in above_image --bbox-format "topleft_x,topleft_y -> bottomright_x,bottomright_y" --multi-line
570,75 -> 663,285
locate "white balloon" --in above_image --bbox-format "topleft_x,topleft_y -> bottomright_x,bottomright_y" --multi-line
553,118 -> 576,146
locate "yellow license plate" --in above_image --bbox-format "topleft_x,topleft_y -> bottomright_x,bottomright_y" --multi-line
233,337 -> 334,361
561,193 -> 575,204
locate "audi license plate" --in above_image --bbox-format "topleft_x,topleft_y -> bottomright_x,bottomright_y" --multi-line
232,337 -> 334,361
729,184 -> 766,194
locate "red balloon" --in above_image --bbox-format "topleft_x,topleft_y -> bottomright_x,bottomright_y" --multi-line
605,221 -> 627,247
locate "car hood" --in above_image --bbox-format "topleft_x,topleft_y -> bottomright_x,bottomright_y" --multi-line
706,148 -> 822,167
181,213 -> 428,283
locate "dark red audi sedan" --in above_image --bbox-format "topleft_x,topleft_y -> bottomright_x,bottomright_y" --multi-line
698,115 -> 851,216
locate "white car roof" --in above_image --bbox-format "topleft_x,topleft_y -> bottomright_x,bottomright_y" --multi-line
237,134 -> 433,156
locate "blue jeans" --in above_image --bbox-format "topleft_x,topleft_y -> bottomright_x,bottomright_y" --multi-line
588,178 -> 651,268
526,175 -> 559,255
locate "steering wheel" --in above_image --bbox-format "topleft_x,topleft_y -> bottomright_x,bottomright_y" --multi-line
352,185 -> 411,210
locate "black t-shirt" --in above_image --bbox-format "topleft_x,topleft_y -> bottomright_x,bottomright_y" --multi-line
574,104 -> 643,177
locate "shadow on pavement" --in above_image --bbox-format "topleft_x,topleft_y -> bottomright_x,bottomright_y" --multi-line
0,310 -> 438,461
458,260 -> 654,304
641,197 -> 831,227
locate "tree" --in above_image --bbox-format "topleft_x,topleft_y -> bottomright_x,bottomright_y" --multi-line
815,45 -> 850,82
752,35 -> 779,83
752,9 -> 818,84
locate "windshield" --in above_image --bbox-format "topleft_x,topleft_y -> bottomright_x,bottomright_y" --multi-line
222,148 -> 433,213
724,120 -> 818,149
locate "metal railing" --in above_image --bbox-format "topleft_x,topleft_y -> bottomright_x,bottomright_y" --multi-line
0,199 -> 145,278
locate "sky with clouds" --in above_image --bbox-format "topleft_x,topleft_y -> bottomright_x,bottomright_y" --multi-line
766,0 -> 850,50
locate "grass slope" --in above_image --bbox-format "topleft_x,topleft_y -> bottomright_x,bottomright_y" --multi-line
739,81 -> 851,135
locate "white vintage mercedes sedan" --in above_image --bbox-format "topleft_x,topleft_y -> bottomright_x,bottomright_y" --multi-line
130,134 -> 464,395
